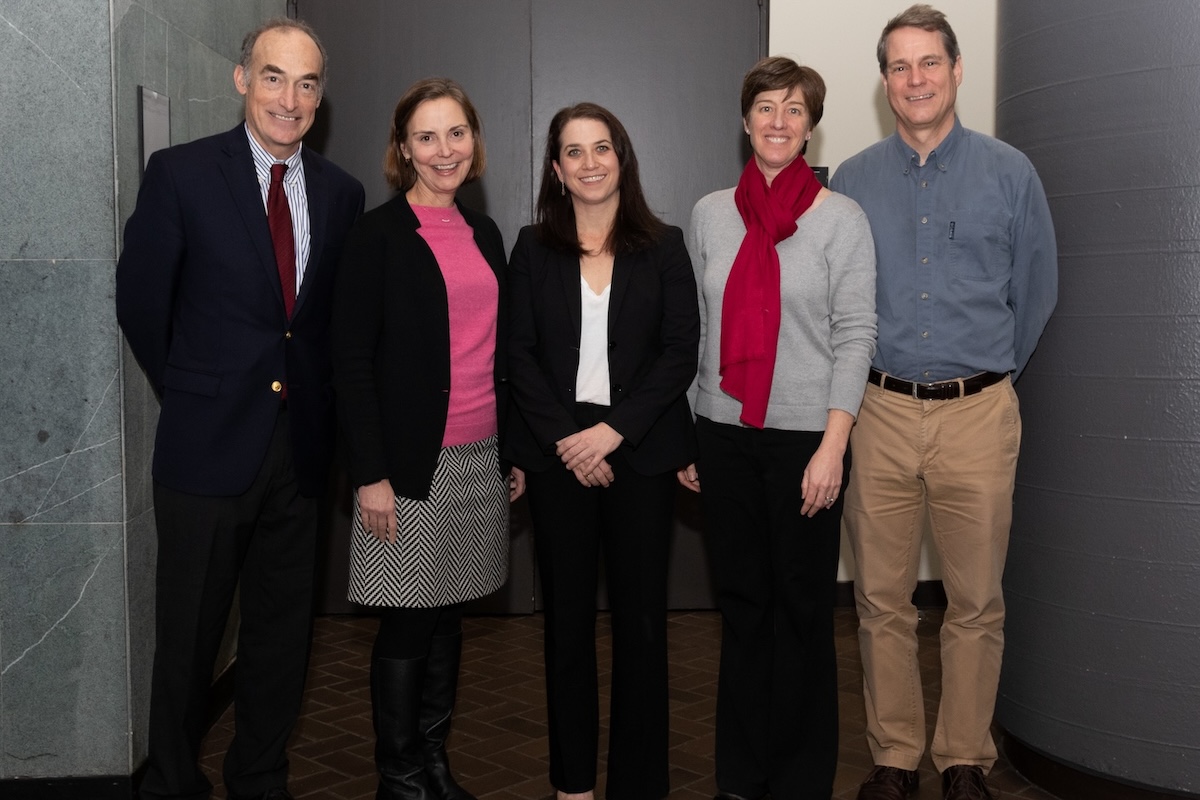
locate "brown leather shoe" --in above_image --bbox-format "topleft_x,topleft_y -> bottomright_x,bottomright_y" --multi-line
856,766 -> 919,800
941,765 -> 994,800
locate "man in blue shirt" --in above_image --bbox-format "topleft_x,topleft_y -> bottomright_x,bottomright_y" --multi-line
830,6 -> 1057,800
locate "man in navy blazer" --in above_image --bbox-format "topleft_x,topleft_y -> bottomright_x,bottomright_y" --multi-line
116,18 -> 364,800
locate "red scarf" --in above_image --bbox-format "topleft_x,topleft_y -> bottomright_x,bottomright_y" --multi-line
719,156 -> 821,428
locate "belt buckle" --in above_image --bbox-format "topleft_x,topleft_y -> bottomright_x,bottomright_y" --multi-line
915,380 -> 955,400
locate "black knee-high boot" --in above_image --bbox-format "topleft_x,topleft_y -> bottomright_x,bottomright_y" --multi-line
372,656 -> 435,800
420,632 -> 476,800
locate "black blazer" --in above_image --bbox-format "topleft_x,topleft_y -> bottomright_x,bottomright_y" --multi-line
332,195 -> 509,501
115,125 -> 365,497
505,224 -> 699,475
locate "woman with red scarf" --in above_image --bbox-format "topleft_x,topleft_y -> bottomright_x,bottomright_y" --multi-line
677,57 -> 877,799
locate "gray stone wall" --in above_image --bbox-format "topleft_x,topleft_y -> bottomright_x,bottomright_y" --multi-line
0,0 -> 283,780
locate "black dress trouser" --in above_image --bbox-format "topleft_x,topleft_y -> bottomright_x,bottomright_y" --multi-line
141,410 -> 317,800
696,415 -> 844,800
525,405 -> 676,799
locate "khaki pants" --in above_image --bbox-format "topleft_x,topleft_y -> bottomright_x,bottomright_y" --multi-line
844,377 -> 1021,773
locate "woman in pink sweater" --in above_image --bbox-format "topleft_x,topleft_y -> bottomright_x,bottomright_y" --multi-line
333,78 -> 524,800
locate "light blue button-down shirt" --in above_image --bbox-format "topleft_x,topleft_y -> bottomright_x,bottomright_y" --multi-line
831,117 -> 1057,383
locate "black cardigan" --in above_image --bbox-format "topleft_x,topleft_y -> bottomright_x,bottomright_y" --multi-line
332,194 -> 508,500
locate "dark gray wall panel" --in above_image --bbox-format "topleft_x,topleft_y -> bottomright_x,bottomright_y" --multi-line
300,0 -> 533,246
530,0 -> 759,230
996,1 -> 1200,792
297,1 -> 763,613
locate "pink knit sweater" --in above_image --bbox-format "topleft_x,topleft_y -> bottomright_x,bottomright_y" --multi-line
413,205 -> 498,447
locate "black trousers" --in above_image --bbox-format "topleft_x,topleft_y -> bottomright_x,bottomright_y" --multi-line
696,416 -> 844,800
140,410 -> 317,800
525,407 -> 675,799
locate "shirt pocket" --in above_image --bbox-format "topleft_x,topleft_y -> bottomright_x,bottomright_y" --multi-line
947,209 -> 1011,282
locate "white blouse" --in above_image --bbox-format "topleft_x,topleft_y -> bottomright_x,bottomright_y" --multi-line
575,276 -> 611,406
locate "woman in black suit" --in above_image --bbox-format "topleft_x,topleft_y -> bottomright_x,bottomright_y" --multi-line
333,78 -> 524,800
506,103 -> 700,800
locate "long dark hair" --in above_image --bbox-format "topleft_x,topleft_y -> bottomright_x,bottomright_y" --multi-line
534,103 -> 666,256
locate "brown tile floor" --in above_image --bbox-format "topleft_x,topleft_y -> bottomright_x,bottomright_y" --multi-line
199,609 -> 1061,800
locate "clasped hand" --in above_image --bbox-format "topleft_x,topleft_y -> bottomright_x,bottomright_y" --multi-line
556,422 -> 623,488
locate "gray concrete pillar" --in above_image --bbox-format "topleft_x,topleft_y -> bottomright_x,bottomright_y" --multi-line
996,0 -> 1200,794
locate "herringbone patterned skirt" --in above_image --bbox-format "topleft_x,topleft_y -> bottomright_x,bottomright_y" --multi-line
347,435 -> 509,608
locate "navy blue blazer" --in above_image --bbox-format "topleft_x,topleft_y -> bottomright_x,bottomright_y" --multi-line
504,224 -> 700,475
116,124 -> 365,497
331,195 -> 510,502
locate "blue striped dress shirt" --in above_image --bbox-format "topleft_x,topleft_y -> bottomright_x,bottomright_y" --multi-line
246,124 -> 312,293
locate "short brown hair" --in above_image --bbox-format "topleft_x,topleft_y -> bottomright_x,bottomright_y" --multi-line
740,56 -> 825,155
238,18 -> 327,96
877,4 -> 960,73
382,78 -> 487,192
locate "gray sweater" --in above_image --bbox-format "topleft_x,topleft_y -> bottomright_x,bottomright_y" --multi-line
688,188 -> 877,431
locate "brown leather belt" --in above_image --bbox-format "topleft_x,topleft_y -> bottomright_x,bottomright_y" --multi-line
868,368 -> 1007,400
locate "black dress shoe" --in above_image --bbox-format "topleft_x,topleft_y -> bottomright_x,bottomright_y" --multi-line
941,765 -> 993,800
856,765 -> 919,800
230,790 -> 294,800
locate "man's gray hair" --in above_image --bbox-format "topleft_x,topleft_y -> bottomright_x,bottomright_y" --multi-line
238,18 -> 328,95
